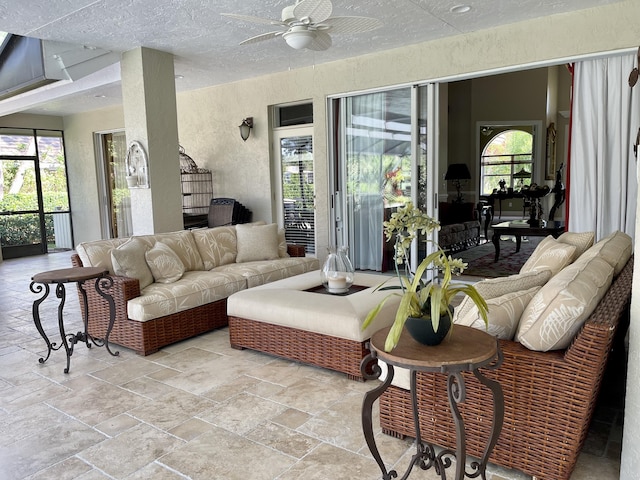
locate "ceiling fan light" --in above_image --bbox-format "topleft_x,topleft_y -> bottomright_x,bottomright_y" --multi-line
283,30 -> 316,49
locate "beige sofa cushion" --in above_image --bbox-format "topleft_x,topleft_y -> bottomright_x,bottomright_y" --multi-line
110,238 -> 154,289
212,257 -> 320,288
454,270 -> 551,321
557,231 -> 595,259
278,228 -> 289,258
516,255 -> 614,351
127,270 -> 247,322
236,223 -> 280,263
520,235 -> 576,276
579,230 -> 632,276
455,286 -> 541,340
145,242 -> 185,283
135,231 -> 204,272
192,226 -> 238,269
76,238 -> 128,273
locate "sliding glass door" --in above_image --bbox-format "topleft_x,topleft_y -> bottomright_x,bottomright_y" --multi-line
331,85 -> 434,272
0,128 -> 72,258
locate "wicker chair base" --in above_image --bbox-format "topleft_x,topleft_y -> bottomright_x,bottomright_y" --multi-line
228,316 -> 370,381
88,299 -> 228,356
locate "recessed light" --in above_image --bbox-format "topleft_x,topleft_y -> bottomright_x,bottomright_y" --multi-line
175,74 -> 184,79
450,4 -> 471,14
94,94 -> 106,98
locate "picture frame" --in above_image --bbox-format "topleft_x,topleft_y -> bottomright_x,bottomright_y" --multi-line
545,123 -> 557,180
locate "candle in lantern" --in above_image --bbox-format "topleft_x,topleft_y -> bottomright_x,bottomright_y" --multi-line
327,272 -> 348,291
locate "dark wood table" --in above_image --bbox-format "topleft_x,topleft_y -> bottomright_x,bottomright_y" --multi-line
30,267 -> 118,373
491,220 -> 565,261
360,326 -> 504,480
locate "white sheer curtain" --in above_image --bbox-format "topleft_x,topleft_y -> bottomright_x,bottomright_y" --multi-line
569,53 -> 639,240
345,93 -> 386,270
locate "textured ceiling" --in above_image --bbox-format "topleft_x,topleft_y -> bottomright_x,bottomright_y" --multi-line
0,0 -> 623,116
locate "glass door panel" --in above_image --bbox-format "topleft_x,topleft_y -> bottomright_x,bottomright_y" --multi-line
279,134 -> 315,254
341,88 -> 412,271
0,128 -> 72,258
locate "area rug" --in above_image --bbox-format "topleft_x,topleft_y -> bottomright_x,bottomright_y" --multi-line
455,236 -> 543,278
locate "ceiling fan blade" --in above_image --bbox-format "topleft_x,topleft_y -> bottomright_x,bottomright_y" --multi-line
221,12 -> 285,27
322,16 -> 383,34
307,31 -> 332,51
239,31 -> 282,45
293,0 -> 333,24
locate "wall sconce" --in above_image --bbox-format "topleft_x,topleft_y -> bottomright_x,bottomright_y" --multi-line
239,117 -> 253,141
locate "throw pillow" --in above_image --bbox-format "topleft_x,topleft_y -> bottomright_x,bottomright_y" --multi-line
515,255 -> 614,351
453,269 -> 552,322
110,238 -> 154,289
557,231 -> 595,260
578,230 -> 632,276
455,286 -> 541,340
519,235 -> 576,276
145,242 -> 185,283
235,223 -> 280,263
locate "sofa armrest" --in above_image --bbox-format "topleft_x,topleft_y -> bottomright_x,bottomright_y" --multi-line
71,253 -> 141,322
287,244 -> 306,257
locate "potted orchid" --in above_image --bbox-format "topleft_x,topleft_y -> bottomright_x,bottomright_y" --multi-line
362,202 -> 488,352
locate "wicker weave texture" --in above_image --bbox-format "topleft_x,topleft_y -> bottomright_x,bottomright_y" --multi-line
71,254 -> 228,355
379,257 -> 633,480
228,316 -> 370,380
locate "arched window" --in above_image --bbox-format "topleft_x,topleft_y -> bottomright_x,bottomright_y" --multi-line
480,128 -> 533,194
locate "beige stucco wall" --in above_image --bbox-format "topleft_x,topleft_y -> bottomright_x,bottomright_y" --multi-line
62,106 -> 124,242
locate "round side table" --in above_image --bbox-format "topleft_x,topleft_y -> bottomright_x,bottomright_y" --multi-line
361,325 -> 504,480
30,266 -> 119,373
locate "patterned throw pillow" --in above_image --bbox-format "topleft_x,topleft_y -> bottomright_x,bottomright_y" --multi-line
455,286 -> 541,340
516,255 -> 614,351
557,231 -> 595,260
110,238 -> 154,289
235,223 -> 280,263
519,235 -> 576,276
145,242 -> 185,283
454,269 -> 551,322
578,230 -> 632,276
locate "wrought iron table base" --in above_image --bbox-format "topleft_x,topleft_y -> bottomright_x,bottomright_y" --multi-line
31,271 -> 118,374
361,336 -> 504,480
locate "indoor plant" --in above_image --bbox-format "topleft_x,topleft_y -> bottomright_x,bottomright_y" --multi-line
362,202 -> 488,352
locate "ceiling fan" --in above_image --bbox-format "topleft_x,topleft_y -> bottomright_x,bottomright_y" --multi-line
221,0 -> 383,51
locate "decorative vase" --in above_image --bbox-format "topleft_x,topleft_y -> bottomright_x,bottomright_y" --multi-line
405,314 -> 452,346
321,246 -> 355,294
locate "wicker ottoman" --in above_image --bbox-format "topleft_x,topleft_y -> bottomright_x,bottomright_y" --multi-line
227,271 -> 401,380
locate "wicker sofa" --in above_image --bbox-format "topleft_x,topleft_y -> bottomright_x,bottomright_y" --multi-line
377,231 -> 633,480
71,223 -> 319,355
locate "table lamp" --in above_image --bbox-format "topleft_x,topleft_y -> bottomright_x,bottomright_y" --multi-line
445,163 -> 471,203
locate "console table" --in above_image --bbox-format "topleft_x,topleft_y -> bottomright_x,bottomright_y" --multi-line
360,326 -> 504,480
30,267 -> 118,373
491,220 -> 565,261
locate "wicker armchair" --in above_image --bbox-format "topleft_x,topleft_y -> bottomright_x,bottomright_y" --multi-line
378,256 -> 633,480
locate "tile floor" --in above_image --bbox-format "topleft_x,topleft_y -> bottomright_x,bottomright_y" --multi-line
0,251 -> 624,479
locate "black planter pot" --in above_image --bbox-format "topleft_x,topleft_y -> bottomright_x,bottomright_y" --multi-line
405,315 -> 452,346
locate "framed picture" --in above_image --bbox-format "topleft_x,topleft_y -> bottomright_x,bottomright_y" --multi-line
545,123 -> 557,180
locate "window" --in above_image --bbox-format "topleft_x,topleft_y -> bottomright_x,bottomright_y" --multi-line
480,127 -> 534,194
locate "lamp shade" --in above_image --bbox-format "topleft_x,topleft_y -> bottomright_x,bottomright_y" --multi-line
513,168 -> 531,179
283,28 -> 315,49
444,163 -> 471,180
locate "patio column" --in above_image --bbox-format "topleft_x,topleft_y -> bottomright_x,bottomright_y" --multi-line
120,47 -> 182,234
